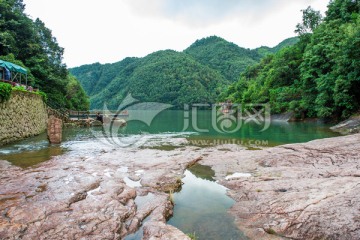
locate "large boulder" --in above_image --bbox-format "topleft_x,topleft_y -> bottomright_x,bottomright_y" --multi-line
330,115 -> 360,135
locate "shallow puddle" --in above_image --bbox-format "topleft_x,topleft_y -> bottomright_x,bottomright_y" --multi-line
124,193 -> 155,240
167,164 -> 247,240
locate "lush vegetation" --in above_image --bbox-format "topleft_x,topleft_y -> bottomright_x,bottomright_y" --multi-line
255,37 -> 300,57
0,82 -> 12,102
221,0 -> 360,120
184,36 -> 299,83
0,81 -> 48,102
71,36 -> 295,109
72,50 -> 229,109
0,0 -> 89,110
184,36 -> 261,82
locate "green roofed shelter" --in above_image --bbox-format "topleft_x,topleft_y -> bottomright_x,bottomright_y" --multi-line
0,60 -> 27,74
0,59 -> 28,85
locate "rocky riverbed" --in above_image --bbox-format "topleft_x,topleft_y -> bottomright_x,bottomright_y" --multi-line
202,133 -> 360,239
0,142 -> 198,240
1,133 -> 359,239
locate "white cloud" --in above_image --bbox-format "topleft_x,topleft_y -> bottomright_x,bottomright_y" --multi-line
23,0 -> 330,67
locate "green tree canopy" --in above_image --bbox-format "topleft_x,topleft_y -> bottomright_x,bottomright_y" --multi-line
221,1 -> 360,120
0,0 -> 88,110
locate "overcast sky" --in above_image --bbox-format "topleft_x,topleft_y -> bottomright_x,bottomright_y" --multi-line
23,0 -> 329,68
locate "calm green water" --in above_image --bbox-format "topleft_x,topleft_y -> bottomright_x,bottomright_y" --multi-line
167,164 -> 247,240
119,110 -> 339,146
0,110 -> 338,168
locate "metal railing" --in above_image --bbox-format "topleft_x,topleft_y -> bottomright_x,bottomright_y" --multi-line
68,110 -> 129,120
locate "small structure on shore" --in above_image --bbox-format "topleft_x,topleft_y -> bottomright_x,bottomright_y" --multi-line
0,59 -> 29,86
219,100 -> 233,114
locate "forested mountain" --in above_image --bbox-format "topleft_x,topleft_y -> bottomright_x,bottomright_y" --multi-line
221,0 -> 360,120
255,37 -> 300,57
184,36 -> 261,82
0,0 -> 89,110
71,36 -> 296,109
72,50 -> 228,109
184,36 -> 299,82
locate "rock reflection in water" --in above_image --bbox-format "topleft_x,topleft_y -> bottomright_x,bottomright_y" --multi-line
168,164 -> 247,240
188,163 -> 215,182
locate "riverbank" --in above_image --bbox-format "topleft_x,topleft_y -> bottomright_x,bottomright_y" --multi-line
0,133 -> 359,239
201,133 -> 360,239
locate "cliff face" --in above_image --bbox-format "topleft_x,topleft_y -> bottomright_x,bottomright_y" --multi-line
0,91 -> 48,145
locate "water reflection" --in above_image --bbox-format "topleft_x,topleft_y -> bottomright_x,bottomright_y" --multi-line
0,145 -> 64,168
124,193 -> 155,240
168,164 -> 247,240
188,164 -> 215,182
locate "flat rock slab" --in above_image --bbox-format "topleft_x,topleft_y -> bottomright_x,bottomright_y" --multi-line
0,145 -> 199,239
1,133 -> 359,239
201,134 -> 360,239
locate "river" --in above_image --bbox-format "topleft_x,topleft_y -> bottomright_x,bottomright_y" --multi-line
0,110 -> 339,239
0,110 -> 338,165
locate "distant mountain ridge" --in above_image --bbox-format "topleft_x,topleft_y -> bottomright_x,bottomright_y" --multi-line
70,36 -> 298,109
184,36 -> 261,82
255,37 -> 300,57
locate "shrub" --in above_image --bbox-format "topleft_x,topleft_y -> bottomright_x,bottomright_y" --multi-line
187,232 -> 198,240
12,85 -> 27,92
0,82 -> 12,102
35,91 -> 48,102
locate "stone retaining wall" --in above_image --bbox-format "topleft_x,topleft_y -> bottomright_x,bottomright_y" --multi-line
0,90 -> 48,146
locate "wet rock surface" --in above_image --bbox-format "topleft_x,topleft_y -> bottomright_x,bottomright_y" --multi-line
201,134 -> 360,239
1,133 -> 359,239
331,115 -> 360,135
0,146 -> 197,239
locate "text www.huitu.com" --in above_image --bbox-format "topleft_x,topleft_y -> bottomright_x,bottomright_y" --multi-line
188,139 -> 269,147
